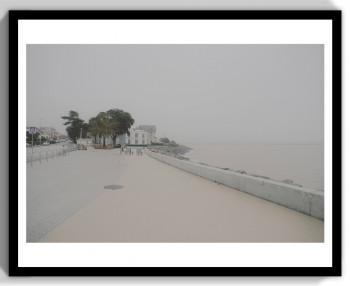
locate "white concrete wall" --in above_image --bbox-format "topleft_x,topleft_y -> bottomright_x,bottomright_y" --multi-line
145,149 -> 324,220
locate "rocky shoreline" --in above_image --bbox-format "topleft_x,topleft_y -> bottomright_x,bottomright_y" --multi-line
147,145 -> 192,160
147,145 -> 304,188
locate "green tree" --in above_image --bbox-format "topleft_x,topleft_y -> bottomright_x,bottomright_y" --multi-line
61,111 -> 85,143
88,109 -> 134,147
106,109 -> 135,144
160,137 -> 170,144
82,123 -> 89,138
88,112 -> 116,147
26,131 -> 40,144
88,116 -> 99,144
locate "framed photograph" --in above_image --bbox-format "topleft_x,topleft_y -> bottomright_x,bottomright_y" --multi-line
10,10 -> 341,276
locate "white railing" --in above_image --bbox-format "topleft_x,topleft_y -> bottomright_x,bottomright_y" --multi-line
27,144 -> 78,166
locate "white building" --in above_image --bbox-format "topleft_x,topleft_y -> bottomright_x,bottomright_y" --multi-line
115,125 -> 157,145
127,129 -> 149,145
137,125 -> 157,143
26,126 -> 50,141
38,127 -> 56,139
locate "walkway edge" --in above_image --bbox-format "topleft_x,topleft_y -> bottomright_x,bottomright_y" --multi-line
145,149 -> 324,220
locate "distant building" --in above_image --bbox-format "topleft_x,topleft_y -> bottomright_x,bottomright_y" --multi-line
128,129 -> 149,145
135,125 -> 157,143
26,126 -> 50,140
137,125 -> 156,134
26,126 -> 66,143
115,125 -> 157,145
38,127 -> 56,140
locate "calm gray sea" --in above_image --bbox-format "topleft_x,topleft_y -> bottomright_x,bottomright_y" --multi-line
185,144 -> 324,191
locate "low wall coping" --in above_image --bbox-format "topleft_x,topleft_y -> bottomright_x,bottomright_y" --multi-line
145,149 -> 324,220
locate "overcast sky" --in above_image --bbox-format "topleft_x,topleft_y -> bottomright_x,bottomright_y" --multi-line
27,44 -> 324,144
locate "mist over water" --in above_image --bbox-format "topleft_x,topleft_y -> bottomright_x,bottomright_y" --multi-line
185,144 -> 324,191
27,45 -> 323,145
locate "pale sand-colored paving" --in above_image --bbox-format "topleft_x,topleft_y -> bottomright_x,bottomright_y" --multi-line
40,150 -> 324,242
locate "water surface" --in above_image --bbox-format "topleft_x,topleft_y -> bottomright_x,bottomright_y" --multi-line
186,144 -> 324,191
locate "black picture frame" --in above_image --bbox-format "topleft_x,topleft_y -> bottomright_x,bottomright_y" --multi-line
9,10 -> 341,276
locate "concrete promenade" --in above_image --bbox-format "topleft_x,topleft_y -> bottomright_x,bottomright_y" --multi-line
27,148 -> 127,242
39,149 -> 324,242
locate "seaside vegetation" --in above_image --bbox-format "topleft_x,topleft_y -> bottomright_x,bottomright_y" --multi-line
149,137 -> 192,157
159,138 -> 178,147
62,109 -> 134,146
159,137 -> 170,144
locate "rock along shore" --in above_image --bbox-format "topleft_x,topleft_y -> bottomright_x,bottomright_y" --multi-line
147,145 -> 192,160
147,145 -> 303,187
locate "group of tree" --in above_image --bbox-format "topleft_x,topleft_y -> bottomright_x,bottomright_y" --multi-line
159,137 -> 170,144
61,109 -> 134,146
159,137 -> 178,147
26,131 -> 47,144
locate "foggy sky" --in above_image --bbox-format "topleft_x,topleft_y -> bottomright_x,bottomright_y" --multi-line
27,44 -> 324,144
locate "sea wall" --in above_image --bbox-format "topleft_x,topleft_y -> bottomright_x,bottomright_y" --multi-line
145,149 -> 324,220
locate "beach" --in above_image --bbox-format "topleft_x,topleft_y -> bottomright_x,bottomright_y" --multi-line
37,148 -> 324,243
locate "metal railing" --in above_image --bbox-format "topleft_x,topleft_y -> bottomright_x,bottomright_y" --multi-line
27,144 -> 78,166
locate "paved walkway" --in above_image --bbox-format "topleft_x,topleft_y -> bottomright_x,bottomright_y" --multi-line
27,148 -> 127,242
39,150 -> 324,242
